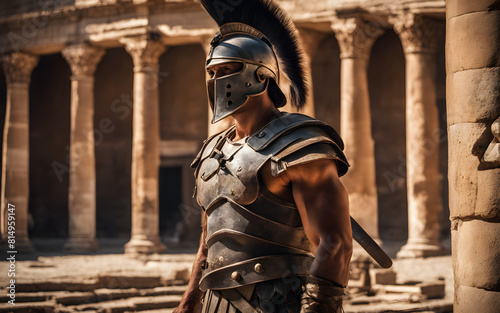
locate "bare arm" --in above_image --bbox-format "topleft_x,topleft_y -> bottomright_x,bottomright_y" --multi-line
173,212 -> 208,313
286,159 -> 352,286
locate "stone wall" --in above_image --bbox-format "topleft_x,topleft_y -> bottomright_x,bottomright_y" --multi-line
446,0 -> 500,312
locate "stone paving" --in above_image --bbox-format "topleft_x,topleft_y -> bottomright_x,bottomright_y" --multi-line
0,239 -> 453,312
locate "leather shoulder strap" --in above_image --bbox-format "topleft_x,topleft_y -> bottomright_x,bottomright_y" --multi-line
191,125 -> 235,170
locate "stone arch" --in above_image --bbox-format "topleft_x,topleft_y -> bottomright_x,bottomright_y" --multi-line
94,47 -> 134,238
158,44 -> 208,246
311,34 -> 341,130
29,53 -> 71,238
368,29 -> 407,241
159,44 -> 208,142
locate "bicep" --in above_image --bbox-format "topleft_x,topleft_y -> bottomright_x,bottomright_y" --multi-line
288,159 -> 351,249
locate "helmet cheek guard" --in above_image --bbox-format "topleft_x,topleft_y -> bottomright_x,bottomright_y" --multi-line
210,62 -> 269,124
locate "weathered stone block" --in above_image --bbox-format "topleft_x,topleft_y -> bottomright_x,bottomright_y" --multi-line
97,275 -> 161,289
174,268 -> 191,282
54,292 -> 96,305
455,285 -> 500,313
448,123 -> 482,218
476,168 -> 500,219
380,281 -> 445,299
454,220 -> 500,290
447,67 -> 500,125
446,0 -> 498,20
446,10 -> 500,74
370,269 -> 397,285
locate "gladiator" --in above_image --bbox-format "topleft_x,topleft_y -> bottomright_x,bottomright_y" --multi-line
175,0 -> 352,312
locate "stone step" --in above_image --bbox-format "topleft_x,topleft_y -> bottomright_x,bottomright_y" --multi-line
344,298 -> 453,313
14,275 -> 169,293
140,286 -> 186,296
0,291 -> 55,303
54,291 -> 97,305
0,300 -> 56,313
93,288 -> 142,302
0,285 -> 187,312
98,275 -> 162,290
126,309 -> 175,313
61,295 -> 182,313
16,280 -> 99,292
94,286 -> 186,302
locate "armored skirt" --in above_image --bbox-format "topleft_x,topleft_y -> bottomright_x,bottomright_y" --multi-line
201,277 -> 306,313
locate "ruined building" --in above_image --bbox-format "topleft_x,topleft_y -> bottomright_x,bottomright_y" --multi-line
0,0 -> 498,312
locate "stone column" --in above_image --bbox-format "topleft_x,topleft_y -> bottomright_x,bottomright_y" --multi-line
0,52 -> 39,251
61,44 -> 105,251
331,17 -> 383,242
392,14 -> 446,258
297,28 -> 325,118
121,36 -> 166,254
199,35 -> 234,136
446,1 -> 500,311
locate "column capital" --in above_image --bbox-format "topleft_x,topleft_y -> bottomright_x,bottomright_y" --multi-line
62,44 -> 105,79
120,36 -> 166,72
1,52 -> 39,84
331,16 -> 384,59
391,13 -> 444,54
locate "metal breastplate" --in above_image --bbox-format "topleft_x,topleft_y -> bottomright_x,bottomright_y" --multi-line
191,113 -> 347,291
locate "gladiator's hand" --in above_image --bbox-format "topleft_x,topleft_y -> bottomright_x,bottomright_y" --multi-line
300,275 -> 344,313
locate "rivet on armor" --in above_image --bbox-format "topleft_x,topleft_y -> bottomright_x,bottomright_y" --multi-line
246,82 -> 252,87
257,131 -> 266,138
237,167 -> 242,172
231,271 -> 241,281
254,263 -> 264,273
201,172 -> 206,178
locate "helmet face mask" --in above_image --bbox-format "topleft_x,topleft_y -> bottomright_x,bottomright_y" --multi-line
207,61 -> 270,123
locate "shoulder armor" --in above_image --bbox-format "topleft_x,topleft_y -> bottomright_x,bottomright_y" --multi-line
247,113 -> 349,177
247,112 -> 344,151
271,142 -> 349,177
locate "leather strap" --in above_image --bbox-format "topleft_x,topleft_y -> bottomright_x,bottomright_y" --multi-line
222,288 -> 261,313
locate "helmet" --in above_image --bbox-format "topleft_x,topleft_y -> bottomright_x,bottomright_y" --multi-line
206,24 -> 285,123
201,0 -> 310,124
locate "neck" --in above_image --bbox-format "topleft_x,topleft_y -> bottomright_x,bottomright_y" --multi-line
231,93 -> 280,141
